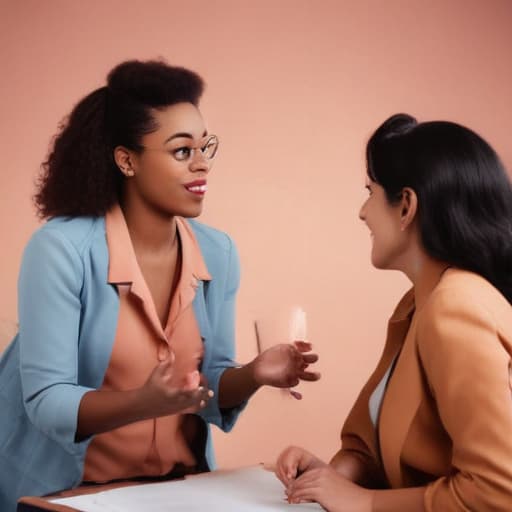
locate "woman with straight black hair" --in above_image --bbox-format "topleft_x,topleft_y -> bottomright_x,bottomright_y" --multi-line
276,114 -> 512,511
0,59 -> 320,511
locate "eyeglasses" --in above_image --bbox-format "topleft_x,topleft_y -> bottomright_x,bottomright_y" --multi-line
144,134 -> 219,163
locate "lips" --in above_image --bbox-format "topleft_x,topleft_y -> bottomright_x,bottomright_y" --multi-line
184,180 -> 207,195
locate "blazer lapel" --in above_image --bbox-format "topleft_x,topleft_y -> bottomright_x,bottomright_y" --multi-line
379,314 -> 423,487
193,280 -> 213,369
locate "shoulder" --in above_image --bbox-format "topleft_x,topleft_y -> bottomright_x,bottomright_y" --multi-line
26,215 -> 105,259
186,218 -> 235,255
417,269 -> 511,355
422,269 -> 509,323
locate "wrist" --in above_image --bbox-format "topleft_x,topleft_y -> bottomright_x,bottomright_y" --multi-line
131,386 -> 155,420
243,359 -> 263,387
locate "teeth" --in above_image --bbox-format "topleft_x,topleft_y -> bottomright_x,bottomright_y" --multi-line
187,185 -> 207,193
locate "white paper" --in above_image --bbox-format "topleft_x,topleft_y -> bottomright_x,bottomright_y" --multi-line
50,466 -> 322,511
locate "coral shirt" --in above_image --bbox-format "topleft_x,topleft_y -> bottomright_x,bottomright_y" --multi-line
83,204 -> 211,482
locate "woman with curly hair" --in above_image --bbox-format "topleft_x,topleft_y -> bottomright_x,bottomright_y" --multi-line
0,59 -> 320,511
276,114 -> 512,511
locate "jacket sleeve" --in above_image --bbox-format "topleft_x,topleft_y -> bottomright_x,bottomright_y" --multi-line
417,289 -> 512,511
18,228 -> 93,450
198,234 -> 247,431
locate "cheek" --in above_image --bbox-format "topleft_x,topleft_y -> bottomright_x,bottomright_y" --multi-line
138,160 -> 183,194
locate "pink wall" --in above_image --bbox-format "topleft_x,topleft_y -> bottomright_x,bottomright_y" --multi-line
2,0 -> 512,467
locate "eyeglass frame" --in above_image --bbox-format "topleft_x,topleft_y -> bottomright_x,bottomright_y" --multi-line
142,134 -> 219,163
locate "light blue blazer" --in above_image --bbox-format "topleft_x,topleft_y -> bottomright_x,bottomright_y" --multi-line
0,215 -> 244,511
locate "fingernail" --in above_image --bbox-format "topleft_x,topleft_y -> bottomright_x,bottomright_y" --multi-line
208,390 -> 214,397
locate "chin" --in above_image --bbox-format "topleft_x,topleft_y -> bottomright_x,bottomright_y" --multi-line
179,205 -> 204,219
371,252 -> 389,270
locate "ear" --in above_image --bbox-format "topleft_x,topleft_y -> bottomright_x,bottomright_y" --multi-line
399,187 -> 418,231
114,146 -> 136,177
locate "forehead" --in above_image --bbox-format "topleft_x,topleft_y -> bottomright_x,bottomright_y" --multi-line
147,102 -> 206,142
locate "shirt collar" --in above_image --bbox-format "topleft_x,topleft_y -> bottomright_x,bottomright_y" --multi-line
105,203 -> 211,286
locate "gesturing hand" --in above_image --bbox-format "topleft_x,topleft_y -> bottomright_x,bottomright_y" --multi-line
251,341 -> 320,398
285,464 -> 373,512
140,354 -> 213,417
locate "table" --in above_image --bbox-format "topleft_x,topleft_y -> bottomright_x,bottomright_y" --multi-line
18,466 -> 323,511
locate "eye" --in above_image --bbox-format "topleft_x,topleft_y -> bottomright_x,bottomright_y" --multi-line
365,185 -> 372,196
173,147 -> 192,161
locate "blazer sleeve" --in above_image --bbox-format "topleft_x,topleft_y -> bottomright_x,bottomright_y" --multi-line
417,289 -> 512,511
18,228 -> 93,449
199,234 -> 247,431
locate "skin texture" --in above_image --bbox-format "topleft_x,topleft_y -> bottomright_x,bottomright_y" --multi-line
77,102 -> 320,441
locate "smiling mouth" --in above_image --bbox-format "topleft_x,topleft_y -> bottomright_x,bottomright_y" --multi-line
185,184 -> 208,194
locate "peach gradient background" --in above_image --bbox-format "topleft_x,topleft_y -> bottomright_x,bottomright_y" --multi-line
1,0 -> 512,468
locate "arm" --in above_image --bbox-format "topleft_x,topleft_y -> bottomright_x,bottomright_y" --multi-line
287,467 -> 425,511
76,362 -> 210,440
19,229 -> 211,446
330,450 -> 373,485
416,288 -> 512,511
199,236 -> 320,426
280,448 -> 426,511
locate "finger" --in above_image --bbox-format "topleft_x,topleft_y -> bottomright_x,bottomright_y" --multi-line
199,372 -> 209,388
275,464 -> 288,486
183,370 -> 200,390
277,451 -> 299,485
287,377 -> 300,387
298,370 -> 321,381
182,388 -> 212,413
293,341 -> 312,352
291,469 -> 321,490
301,353 -> 319,364
287,485 -> 321,504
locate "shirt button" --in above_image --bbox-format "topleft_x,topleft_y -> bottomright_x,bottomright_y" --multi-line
158,343 -> 170,361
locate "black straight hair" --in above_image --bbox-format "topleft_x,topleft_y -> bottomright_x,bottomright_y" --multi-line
367,113 -> 512,304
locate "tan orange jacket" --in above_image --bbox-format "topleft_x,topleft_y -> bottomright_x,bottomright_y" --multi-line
339,269 -> 512,511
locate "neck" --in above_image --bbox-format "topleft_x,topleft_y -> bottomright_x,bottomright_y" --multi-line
120,193 -> 177,256
402,249 -> 450,310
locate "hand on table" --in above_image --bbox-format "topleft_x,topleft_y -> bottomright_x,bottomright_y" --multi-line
284,461 -> 373,512
275,446 -> 327,487
251,341 -> 320,399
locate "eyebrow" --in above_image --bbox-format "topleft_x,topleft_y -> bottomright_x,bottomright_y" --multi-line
164,130 -> 208,144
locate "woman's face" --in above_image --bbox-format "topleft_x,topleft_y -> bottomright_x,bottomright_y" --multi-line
359,180 -> 408,270
127,102 -> 213,218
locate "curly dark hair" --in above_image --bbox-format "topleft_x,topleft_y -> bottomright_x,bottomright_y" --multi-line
367,113 -> 512,304
35,59 -> 204,218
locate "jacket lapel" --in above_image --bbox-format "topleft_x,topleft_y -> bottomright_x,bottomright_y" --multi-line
379,314 -> 423,487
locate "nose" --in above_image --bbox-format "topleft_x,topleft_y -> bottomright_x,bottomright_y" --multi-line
189,150 -> 210,173
358,201 -> 366,221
